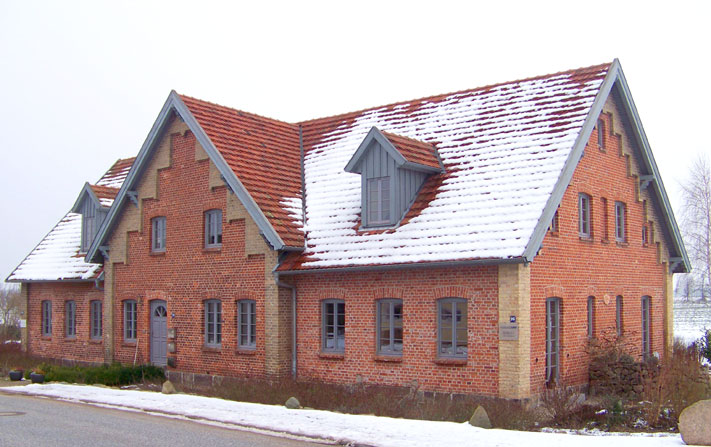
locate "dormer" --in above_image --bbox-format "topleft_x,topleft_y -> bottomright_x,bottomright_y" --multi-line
71,183 -> 117,253
345,127 -> 443,228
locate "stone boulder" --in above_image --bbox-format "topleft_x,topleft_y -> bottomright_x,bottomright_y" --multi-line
469,405 -> 492,429
161,380 -> 176,395
679,399 -> 711,446
285,396 -> 301,409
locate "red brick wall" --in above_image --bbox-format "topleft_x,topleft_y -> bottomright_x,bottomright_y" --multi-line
26,282 -> 105,363
288,265 -> 500,395
111,123 -> 271,378
530,95 -> 669,393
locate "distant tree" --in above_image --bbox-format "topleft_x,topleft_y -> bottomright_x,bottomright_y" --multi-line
679,155 -> 711,300
0,283 -> 21,341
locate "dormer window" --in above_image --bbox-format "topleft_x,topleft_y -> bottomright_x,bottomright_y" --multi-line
344,127 -> 443,229
73,183 -> 112,253
367,177 -> 391,225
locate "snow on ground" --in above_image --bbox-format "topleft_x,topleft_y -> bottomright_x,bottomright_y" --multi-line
2,384 -> 683,447
674,298 -> 711,346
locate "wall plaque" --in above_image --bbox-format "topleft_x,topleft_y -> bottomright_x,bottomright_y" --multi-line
499,323 -> 519,341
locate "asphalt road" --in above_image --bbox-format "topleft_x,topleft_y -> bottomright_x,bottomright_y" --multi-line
0,392 -> 327,447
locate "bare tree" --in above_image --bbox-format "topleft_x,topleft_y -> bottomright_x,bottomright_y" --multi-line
680,155 -> 711,300
0,282 -> 21,341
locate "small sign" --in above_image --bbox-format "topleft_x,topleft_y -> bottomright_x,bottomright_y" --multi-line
509,315 -> 517,323
499,323 -> 519,341
19,319 -> 26,328
168,328 -> 176,339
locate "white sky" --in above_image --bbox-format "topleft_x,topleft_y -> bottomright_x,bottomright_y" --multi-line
1,0 -> 709,280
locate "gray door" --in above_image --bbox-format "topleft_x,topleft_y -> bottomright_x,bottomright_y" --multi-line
150,300 -> 167,366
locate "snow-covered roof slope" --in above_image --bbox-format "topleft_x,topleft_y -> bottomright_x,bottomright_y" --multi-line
7,158 -> 134,282
283,62 -> 610,270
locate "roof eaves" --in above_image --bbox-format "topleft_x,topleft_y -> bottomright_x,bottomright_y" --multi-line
522,60 -> 619,262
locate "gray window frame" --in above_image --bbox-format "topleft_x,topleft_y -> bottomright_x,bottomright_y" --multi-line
238,299 -> 256,349
65,300 -> 76,338
367,177 -> 391,226
376,299 -> 403,356
578,193 -> 591,238
204,299 -> 222,348
437,298 -> 468,359
90,300 -> 102,340
587,296 -> 595,339
123,300 -> 137,342
41,300 -> 52,337
597,118 -> 605,149
321,299 -> 345,353
641,295 -> 651,359
151,216 -> 166,252
616,295 -> 624,337
204,209 -> 223,248
546,297 -> 561,384
615,201 -> 626,242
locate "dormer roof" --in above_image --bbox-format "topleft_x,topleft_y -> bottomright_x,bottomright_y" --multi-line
345,127 -> 443,174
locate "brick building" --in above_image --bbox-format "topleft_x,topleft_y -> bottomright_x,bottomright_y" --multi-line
8,60 -> 689,398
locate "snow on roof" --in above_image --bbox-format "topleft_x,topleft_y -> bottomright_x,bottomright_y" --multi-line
285,63 -> 610,269
8,158 -> 134,282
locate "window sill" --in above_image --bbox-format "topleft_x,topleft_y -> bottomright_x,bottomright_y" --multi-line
89,338 -> 103,344
122,341 -> 137,347
601,238 -> 610,244
149,251 -> 166,257
236,348 -> 257,356
579,236 -> 594,243
202,345 -> 222,353
318,352 -> 345,360
64,337 -> 77,342
374,354 -> 402,363
41,336 -> 52,341
434,358 -> 468,366
202,247 -> 222,254
616,241 -> 629,247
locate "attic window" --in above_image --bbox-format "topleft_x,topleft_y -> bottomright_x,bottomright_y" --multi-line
368,177 -> 391,225
597,118 -> 605,150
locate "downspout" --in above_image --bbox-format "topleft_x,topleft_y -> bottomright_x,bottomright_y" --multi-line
275,271 -> 297,378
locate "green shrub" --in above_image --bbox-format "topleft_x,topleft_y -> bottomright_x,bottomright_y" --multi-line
697,329 -> 711,364
19,362 -> 164,386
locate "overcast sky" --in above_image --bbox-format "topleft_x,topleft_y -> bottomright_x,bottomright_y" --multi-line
1,0 -> 709,281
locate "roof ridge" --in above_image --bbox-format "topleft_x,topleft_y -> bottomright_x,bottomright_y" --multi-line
297,61 -> 613,126
177,93 -> 300,130
380,130 -> 436,147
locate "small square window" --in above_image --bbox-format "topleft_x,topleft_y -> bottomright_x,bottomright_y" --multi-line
151,216 -> 166,252
204,209 -> 223,248
238,300 -> 256,349
615,201 -> 626,242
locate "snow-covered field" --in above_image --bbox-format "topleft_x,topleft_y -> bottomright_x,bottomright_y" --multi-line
1,384 -> 683,447
674,298 -> 711,346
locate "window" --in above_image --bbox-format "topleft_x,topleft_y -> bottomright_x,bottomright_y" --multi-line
642,225 -> 649,246
548,209 -> 559,233
367,177 -> 390,226
41,300 -> 52,337
597,118 -> 605,149
601,198 -> 609,241
65,300 -> 76,338
578,193 -> 591,238
238,299 -> 256,349
587,296 -> 595,339
81,200 -> 96,253
616,295 -> 624,337
151,216 -> 166,252
204,209 -> 223,247
615,202 -> 626,242
321,299 -> 345,353
642,296 -> 651,359
90,300 -> 102,340
204,300 -> 222,348
376,299 -> 403,355
437,298 -> 467,358
123,300 -> 137,341
546,298 -> 561,383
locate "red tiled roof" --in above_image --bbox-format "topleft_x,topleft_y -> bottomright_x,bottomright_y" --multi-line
179,95 -> 304,248
90,184 -> 120,203
96,157 -> 135,188
380,131 -> 441,170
